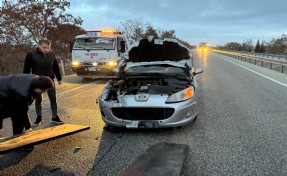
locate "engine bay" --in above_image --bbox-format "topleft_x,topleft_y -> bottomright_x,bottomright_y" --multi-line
104,76 -> 192,101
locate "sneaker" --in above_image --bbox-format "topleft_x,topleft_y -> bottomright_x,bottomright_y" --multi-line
23,128 -> 33,134
34,116 -> 43,126
52,115 -> 64,124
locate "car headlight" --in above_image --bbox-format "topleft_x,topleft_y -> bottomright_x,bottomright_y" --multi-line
92,62 -> 98,66
166,87 -> 194,103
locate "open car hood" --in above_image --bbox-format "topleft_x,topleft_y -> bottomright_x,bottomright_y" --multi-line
125,60 -> 189,68
127,38 -> 191,62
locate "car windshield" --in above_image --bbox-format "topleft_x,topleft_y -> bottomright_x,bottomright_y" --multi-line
124,65 -> 186,75
73,38 -> 115,49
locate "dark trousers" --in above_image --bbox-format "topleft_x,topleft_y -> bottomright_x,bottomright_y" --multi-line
35,84 -> 57,119
0,106 -> 31,135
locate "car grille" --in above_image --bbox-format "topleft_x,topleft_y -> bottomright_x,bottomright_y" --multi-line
111,107 -> 175,120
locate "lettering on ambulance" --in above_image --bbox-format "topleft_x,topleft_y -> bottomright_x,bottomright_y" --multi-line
85,53 -> 98,56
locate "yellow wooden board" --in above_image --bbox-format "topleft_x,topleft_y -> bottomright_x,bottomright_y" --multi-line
0,124 -> 90,154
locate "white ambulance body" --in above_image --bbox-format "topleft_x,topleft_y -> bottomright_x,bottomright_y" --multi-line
71,30 -> 128,78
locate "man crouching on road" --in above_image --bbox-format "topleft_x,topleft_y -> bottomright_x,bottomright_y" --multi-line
0,74 -> 54,136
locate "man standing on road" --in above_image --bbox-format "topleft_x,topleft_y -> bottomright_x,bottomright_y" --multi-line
23,38 -> 64,125
0,74 -> 54,135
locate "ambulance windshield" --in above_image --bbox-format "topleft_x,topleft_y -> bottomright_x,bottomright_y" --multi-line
74,38 -> 115,50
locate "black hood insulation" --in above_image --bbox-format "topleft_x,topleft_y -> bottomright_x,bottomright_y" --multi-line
128,39 -> 190,62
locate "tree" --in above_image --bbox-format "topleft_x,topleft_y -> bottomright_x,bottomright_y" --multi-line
145,26 -> 159,38
265,34 -> 287,54
159,30 -> 176,39
241,39 -> 253,52
254,40 -> 261,53
47,24 -> 85,55
118,17 -> 194,51
259,43 -> 265,53
118,18 -> 176,41
0,0 -> 82,74
224,42 -> 241,51
1,1 -> 82,45
118,17 -> 151,41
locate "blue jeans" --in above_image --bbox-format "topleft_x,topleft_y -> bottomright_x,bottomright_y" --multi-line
35,83 -> 58,119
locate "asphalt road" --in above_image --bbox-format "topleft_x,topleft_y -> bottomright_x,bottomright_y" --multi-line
1,52 -> 287,176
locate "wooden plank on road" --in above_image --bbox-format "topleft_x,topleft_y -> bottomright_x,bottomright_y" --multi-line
0,124 -> 90,154
118,142 -> 189,176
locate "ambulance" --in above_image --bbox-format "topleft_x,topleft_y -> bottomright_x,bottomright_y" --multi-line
71,29 -> 129,78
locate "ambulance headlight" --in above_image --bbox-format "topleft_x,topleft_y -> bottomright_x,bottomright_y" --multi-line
71,61 -> 80,66
108,61 -> 117,66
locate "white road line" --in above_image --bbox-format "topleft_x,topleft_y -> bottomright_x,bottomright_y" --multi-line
214,54 -> 287,88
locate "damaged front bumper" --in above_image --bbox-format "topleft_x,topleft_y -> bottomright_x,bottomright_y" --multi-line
99,95 -> 198,128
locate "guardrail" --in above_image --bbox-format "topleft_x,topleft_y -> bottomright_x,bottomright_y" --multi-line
212,50 -> 287,73
225,50 -> 287,62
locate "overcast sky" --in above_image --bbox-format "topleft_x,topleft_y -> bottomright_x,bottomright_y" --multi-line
68,0 -> 287,46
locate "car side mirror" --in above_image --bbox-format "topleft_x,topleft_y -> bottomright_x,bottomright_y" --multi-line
193,67 -> 203,75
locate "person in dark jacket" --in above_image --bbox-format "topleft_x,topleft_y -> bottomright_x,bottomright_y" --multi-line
23,38 -> 64,125
0,74 -> 54,135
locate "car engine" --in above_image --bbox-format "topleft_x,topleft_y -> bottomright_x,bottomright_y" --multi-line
103,76 -> 191,101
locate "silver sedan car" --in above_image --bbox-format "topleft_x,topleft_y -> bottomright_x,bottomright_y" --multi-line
99,38 -> 203,129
